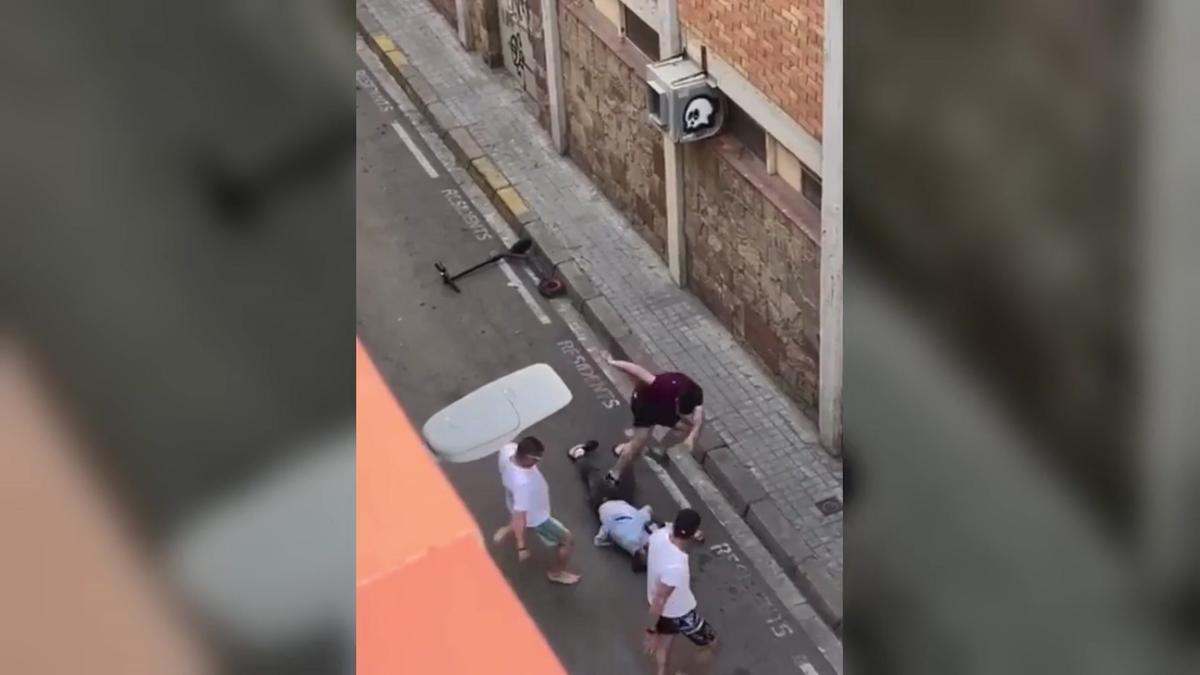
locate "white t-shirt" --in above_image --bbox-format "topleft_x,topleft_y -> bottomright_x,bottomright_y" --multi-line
646,527 -> 696,618
499,443 -> 551,527
498,443 -> 519,512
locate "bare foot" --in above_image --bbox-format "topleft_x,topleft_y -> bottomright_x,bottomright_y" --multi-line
492,525 -> 511,544
546,570 -> 581,585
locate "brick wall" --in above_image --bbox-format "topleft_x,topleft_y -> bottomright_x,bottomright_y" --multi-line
559,0 -> 668,254
680,0 -> 824,139
684,136 -> 822,409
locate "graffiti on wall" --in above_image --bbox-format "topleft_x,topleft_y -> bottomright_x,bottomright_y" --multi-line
500,0 -> 538,84
502,0 -> 532,29
508,32 -> 527,76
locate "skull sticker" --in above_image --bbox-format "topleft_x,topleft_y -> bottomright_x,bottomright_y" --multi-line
682,95 -> 717,133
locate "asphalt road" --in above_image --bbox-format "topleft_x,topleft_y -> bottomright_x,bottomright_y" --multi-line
356,55 -> 834,675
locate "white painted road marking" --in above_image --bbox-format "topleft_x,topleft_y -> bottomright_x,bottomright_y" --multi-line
390,121 -> 439,178
500,260 -> 552,325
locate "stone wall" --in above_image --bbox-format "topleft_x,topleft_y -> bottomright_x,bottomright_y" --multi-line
429,0 -> 457,27
680,0 -> 824,139
559,0 -> 667,254
470,0 -> 504,68
684,136 -> 822,409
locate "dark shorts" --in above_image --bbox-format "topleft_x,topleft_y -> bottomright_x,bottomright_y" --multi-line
630,387 -> 678,429
655,609 -> 717,646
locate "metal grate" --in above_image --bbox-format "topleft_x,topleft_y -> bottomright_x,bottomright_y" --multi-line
815,496 -> 843,516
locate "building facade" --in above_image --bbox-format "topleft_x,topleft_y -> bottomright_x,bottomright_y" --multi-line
456,0 -> 838,433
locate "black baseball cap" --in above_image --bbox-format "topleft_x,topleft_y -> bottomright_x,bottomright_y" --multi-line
672,508 -> 701,540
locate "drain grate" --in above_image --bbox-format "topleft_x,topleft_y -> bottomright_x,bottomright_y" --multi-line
815,496 -> 843,516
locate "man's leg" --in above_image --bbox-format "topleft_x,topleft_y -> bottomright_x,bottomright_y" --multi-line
575,449 -> 599,486
652,633 -> 674,675
656,423 -> 692,452
538,518 -> 580,584
681,614 -> 718,675
691,640 -> 718,675
610,426 -> 653,479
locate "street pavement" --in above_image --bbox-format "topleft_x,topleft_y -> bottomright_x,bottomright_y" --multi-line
356,54 -> 836,675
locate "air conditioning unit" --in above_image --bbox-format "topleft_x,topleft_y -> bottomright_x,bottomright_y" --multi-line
646,56 -> 724,143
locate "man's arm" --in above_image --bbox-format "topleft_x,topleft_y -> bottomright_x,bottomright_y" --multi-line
593,516 -> 611,546
647,580 -> 675,629
510,510 -> 528,557
607,357 -> 656,386
684,405 -> 704,445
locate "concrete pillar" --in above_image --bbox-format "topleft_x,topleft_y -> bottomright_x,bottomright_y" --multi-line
456,0 -> 471,47
541,0 -> 567,154
818,0 -> 843,452
1142,0 -> 1200,613
660,0 -> 686,285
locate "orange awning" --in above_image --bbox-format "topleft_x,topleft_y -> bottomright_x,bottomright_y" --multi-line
356,341 -> 564,675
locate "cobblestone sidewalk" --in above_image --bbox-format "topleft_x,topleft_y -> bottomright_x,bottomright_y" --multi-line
362,0 -> 843,586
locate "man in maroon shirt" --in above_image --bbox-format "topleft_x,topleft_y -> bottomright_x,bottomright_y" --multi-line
605,357 -> 705,486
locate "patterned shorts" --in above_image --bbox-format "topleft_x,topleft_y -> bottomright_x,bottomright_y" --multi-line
655,609 -> 717,646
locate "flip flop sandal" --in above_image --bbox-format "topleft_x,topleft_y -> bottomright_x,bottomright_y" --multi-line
546,572 -> 580,585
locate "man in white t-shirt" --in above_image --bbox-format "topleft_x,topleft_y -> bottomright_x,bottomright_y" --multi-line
644,508 -> 717,675
492,436 -> 580,585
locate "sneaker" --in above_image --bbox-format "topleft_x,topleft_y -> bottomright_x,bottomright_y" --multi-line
568,440 -> 598,461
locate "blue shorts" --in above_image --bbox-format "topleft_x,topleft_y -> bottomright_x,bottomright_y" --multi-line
530,517 -> 571,547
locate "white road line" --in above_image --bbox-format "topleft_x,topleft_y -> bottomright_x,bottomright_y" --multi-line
390,121 -> 439,178
645,459 -> 691,508
500,260 -> 552,325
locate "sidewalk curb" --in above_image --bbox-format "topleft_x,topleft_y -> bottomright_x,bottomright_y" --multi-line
357,9 -> 843,636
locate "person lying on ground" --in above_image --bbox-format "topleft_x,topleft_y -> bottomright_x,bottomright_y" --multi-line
569,441 -> 702,573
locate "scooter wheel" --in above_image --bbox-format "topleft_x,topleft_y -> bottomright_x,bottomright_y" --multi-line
537,277 -> 565,298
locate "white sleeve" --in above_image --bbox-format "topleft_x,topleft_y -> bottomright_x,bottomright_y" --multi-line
593,521 -> 611,546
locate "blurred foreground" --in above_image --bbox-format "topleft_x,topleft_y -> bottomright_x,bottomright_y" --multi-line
0,1 -> 353,672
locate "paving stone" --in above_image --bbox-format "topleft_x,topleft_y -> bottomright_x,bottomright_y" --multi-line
704,447 -> 768,517
556,260 -> 598,310
445,127 -> 484,163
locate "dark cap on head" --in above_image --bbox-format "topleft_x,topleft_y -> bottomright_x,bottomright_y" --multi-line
672,508 -> 701,540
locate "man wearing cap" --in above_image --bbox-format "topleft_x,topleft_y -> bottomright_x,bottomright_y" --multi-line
644,508 -> 717,675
